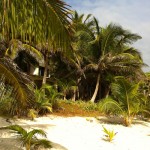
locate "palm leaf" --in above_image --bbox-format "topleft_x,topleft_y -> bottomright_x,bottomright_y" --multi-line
0,125 -> 27,137
99,97 -> 123,114
1,0 -> 72,51
27,129 -> 47,141
32,139 -> 52,149
0,57 -> 35,108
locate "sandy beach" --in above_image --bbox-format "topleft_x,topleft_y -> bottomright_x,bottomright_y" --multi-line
0,115 -> 150,150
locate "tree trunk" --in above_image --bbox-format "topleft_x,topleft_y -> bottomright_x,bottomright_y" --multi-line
63,93 -> 66,100
72,88 -> 76,101
42,54 -> 48,85
104,85 -> 110,98
124,116 -> 132,127
25,143 -> 30,150
90,73 -> 100,103
77,77 -> 81,100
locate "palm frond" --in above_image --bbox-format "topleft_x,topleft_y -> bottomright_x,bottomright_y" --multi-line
0,57 -> 35,108
83,63 -> 98,72
1,0 -> 72,51
98,96 -> 123,114
0,125 -> 27,137
32,139 -> 52,149
27,129 -> 47,140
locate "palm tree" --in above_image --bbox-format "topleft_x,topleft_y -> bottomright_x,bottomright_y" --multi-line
0,125 -> 52,150
0,0 -> 72,85
0,0 -> 72,46
0,0 -> 72,114
34,84 -> 53,114
85,52 -> 144,102
63,11 -> 96,100
99,77 -> 147,126
57,79 -> 77,101
83,20 -> 143,102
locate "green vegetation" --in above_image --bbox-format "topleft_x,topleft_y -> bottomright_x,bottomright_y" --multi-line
102,126 -> 117,142
0,0 -> 150,126
0,125 -> 52,150
99,77 -> 148,126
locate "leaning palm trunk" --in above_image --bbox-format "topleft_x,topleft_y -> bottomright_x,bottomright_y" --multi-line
42,54 -> 49,85
90,73 -> 100,102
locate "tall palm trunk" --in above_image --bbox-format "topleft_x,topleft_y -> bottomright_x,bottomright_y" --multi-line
42,54 -> 48,85
90,73 -> 100,102
72,90 -> 76,101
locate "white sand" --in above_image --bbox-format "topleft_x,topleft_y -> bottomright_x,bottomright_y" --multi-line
0,115 -> 150,150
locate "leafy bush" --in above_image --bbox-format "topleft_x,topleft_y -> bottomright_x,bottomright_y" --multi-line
76,101 -> 98,111
33,84 -> 62,115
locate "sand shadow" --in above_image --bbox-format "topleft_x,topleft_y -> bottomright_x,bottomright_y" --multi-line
51,141 -> 68,150
17,123 -> 56,129
96,116 -> 150,127
131,119 -> 150,127
0,138 -> 23,150
96,116 -> 124,125
0,137 -> 68,150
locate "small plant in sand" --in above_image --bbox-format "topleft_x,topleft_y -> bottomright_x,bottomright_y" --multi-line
27,109 -> 38,120
102,125 -> 117,142
0,125 -> 52,150
99,77 -> 147,126
86,117 -> 93,122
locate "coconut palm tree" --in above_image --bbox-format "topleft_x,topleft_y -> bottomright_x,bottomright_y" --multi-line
62,11 -> 96,100
99,76 -> 147,126
0,0 -> 72,85
0,125 -> 52,150
0,0 -> 72,114
83,19 -> 144,102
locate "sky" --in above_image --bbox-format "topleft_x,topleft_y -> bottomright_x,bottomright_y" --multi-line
64,0 -> 150,72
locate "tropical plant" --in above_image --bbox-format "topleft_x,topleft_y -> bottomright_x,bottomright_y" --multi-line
0,0 -> 73,115
0,125 -> 52,150
102,125 -> 117,142
99,77 -> 147,126
67,11 -> 96,100
33,85 -> 53,115
57,79 -> 76,100
27,109 -> 38,120
0,0 -> 72,89
0,0 -> 72,46
69,12 -> 144,102
83,20 -> 144,102
0,57 -> 35,115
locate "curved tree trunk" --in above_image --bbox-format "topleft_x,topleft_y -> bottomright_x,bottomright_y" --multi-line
90,73 -> 100,103
42,54 -> 48,85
